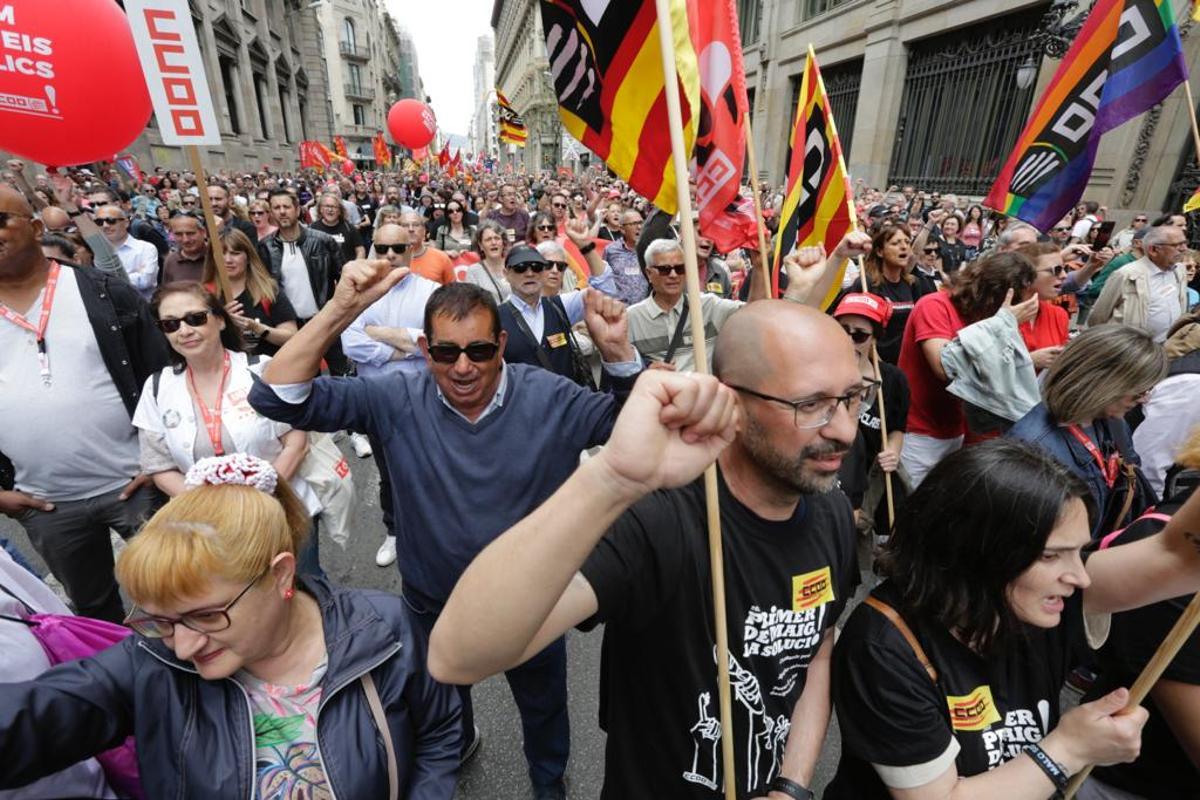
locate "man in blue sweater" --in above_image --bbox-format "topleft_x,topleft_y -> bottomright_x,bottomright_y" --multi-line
248,258 -> 639,800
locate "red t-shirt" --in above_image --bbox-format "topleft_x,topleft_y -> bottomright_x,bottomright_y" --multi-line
1019,301 -> 1069,360
898,291 -> 966,439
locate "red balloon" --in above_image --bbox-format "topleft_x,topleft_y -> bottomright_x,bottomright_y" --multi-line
387,99 -> 437,149
0,1 -> 152,166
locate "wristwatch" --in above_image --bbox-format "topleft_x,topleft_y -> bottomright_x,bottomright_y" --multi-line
768,777 -> 814,800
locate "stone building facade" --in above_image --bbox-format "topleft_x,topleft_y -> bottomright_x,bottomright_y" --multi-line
491,0 -> 563,172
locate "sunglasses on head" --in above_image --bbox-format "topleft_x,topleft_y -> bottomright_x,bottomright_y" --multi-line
157,310 -> 211,333
652,263 -> 686,276
840,326 -> 873,344
427,341 -> 500,364
509,262 -> 545,274
375,242 -> 408,254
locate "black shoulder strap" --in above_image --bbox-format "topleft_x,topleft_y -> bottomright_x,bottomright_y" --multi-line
503,300 -> 555,372
152,370 -> 162,400
663,296 -> 690,365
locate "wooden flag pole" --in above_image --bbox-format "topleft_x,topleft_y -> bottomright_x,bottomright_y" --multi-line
186,145 -> 233,302
1185,79 -> 1200,162
653,0 -> 736,796
743,116 -> 774,281
855,258 -> 897,529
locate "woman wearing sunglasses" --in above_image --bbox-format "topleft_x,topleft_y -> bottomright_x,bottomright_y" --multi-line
248,198 -> 277,241
527,210 -> 557,246
0,453 -> 462,799
1014,242 -> 1071,372
832,293 -> 908,536
135,283 -> 321,575
435,201 -> 476,259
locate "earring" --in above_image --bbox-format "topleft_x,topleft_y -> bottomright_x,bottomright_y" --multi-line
284,587 -> 295,600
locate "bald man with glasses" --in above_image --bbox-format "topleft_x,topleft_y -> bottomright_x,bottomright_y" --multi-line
94,205 -> 158,301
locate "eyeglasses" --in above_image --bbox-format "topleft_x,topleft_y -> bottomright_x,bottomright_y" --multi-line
125,572 -> 265,638
547,260 -> 569,272
1158,240 -> 1189,250
1053,226 -> 1071,233
840,326 -> 873,344
375,242 -> 409,254
0,211 -> 32,227
95,217 -> 126,226
552,202 -> 568,209
509,262 -> 546,274
726,381 -> 880,429
427,340 -> 500,364
448,207 -> 463,213
536,224 -> 555,232
651,264 -> 686,276
923,247 -> 940,255
157,310 -> 211,333
1135,217 -> 1148,222
1038,265 -> 1067,276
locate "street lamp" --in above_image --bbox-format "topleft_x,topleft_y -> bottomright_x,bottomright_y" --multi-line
1015,57 -> 1039,90
1014,0 -> 1093,91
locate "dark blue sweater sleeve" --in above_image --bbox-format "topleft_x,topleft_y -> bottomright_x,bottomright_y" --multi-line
249,373 -> 406,436
0,639 -> 137,789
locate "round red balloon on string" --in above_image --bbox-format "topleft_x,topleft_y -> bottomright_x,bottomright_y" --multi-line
0,0 -> 152,166
387,99 -> 437,149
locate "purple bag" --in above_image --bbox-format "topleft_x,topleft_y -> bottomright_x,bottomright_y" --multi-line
24,612 -> 144,800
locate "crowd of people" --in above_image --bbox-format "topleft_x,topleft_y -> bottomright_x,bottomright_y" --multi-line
0,153 -> 1199,800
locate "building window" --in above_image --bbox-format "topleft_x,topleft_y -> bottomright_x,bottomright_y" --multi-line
801,0 -> 852,20
279,87 -> 292,143
353,104 -> 366,126
738,0 -> 761,45
348,63 -> 363,92
887,9 -> 1045,195
219,56 -> 241,135
299,97 -> 309,140
341,18 -> 356,48
253,73 -> 270,138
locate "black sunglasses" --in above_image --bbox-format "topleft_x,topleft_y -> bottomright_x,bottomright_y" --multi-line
923,247 -> 940,255
509,262 -> 546,274
375,242 -> 409,254
1039,265 -> 1067,276
0,211 -> 32,228
95,217 -> 126,226
157,310 -> 211,333
652,263 -> 686,276
1053,226 -> 1070,232
427,341 -> 500,364
547,260 -> 569,272
552,202 -> 568,209
448,206 -> 463,213
535,224 -> 555,231
840,326 -> 873,344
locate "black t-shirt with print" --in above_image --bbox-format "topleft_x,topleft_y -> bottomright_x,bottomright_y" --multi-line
866,274 -> 938,364
826,580 -> 1091,799
838,361 -> 910,506
579,469 -> 858,799
309,219 -> 363,271
237,288 -> 297,357
1089,498 -> 1200,799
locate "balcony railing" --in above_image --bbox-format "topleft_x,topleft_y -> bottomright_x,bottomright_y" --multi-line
344,82 -> 373,100
338,40 -> 368,60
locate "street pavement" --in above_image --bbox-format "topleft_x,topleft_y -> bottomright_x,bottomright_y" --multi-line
0,442 -> 858,799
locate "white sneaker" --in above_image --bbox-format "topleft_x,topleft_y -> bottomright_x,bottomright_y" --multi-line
351,433 -> 373,458
375,536 -> 397,567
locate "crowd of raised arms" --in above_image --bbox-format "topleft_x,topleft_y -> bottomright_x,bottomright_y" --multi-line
2,156 -> 1200,800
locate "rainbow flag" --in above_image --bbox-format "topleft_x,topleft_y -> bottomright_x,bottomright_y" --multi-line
985,0 -> 1187,231
772,46 -> 854,309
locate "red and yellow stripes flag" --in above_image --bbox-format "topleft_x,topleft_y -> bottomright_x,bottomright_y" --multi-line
772,46 -> 854,308
373,133 -> 393,168
333,135 -> 349,160
497,91 -> 529,146
540,0 -> 700,214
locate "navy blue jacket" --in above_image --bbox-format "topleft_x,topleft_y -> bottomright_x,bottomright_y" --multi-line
1007,402 -> 1141,536
0,577 -> 461,799
248,363 -> 633,601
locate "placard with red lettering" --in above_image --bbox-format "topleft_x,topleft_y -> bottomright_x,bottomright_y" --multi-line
125,0 -> 220,146
0,1 -> 152,165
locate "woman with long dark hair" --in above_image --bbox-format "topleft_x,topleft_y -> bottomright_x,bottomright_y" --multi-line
860,222 -> 938,363
827,438 -> 1200,800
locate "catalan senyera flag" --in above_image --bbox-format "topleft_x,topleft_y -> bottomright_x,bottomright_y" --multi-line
333,135 -> 349,160
689,0 -> 755,253
373,133 -> 393,168
540,0 -> 700,214
772,46 -> 854,308
1185,186 -> 1200,213
497,91 -> 529,146
984,0 -> 1187,231
1193,0 -> 1200,22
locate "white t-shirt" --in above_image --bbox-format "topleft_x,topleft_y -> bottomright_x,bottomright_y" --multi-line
279,241 -> 319,319
1145,262 -> 1182,342
0,267 -> 140,500
1071,214 -> 1098,240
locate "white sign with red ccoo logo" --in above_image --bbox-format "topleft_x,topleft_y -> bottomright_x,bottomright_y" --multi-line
124,0 -> 220,145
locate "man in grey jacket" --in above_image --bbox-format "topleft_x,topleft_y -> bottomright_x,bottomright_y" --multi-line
1089,225 -> 1190,342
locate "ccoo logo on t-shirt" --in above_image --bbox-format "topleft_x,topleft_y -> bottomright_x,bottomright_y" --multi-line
791,567 -> 835,612
947,685 -> 1002,731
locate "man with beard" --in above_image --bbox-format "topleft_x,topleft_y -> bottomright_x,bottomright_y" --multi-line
429,301 -> 863,799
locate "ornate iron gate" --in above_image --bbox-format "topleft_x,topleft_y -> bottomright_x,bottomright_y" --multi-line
887,7 -> 1047,195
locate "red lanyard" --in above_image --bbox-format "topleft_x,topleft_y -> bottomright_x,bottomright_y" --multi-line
0,261 -> 61,386
186,351 -> 232,456
1066,424 -> 1118,488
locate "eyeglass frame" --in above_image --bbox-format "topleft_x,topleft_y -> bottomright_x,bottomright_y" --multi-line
124,570 -> 267,638
725,380 -> 880,429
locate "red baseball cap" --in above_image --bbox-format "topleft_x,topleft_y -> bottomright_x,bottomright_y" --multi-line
833,293 -> 893,327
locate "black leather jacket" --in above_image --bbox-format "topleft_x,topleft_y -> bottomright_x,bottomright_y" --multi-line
257,226 -> 342,313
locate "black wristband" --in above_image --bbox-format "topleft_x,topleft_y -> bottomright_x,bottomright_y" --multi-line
1025,743 -> 1069,795
579,241 -> 596,255
768,777 -> 814,800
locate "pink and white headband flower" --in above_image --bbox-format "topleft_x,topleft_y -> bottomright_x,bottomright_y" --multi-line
184,453 -> 278,495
